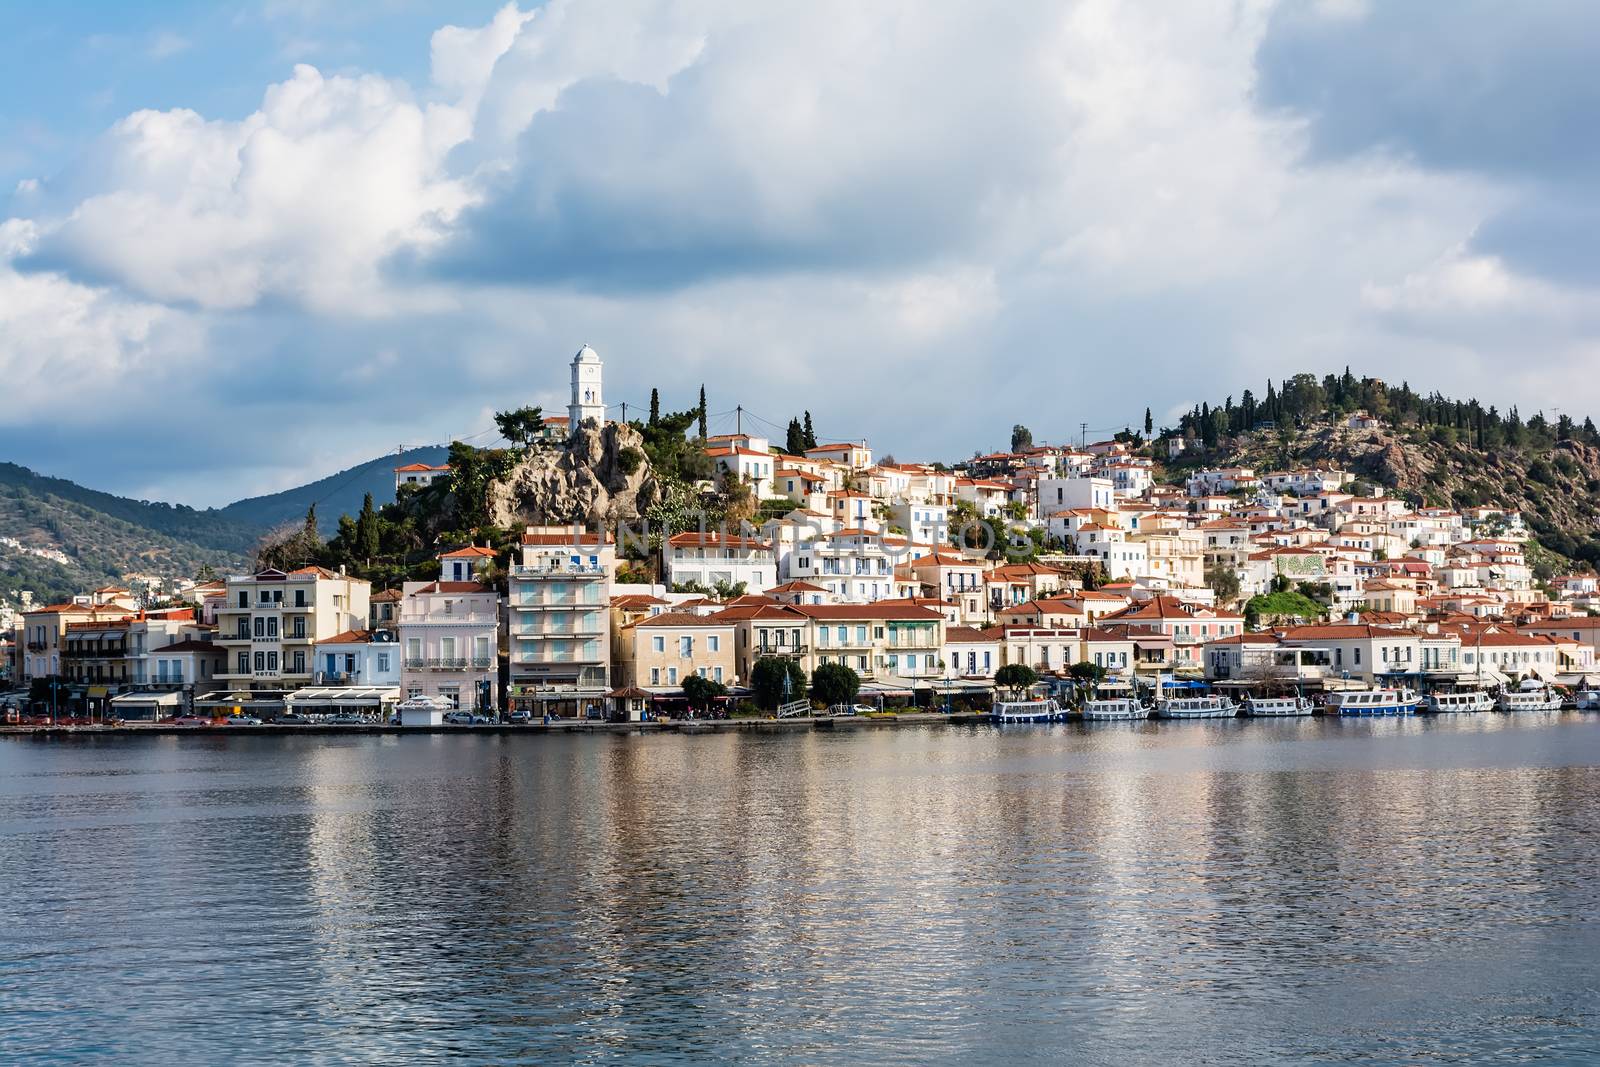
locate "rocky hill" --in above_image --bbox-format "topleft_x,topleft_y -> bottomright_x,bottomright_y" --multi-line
488,421 -> 660,527
1160,420 -> 1600,575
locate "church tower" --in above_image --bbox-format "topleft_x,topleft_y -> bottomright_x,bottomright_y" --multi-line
568,344 -> 605,432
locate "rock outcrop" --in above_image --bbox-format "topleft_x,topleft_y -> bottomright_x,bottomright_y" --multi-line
487,420 -> 661,527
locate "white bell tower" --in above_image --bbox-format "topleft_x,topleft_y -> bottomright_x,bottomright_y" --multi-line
568,344 -> 605,431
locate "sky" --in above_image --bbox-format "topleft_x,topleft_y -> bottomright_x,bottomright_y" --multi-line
2,1 -> 1597,508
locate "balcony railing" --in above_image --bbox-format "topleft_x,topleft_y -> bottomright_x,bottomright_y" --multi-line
397,612 -> 500,625
511,651 -> 605,665
511,563 -> 607,577
403,657 -> 495,670
756,643 -> 808,656
513,626 -> 606,638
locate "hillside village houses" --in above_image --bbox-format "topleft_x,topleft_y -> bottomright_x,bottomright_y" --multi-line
11,347 -> 1600,720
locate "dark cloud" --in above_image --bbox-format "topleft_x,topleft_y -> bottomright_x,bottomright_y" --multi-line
1256,1 -> 1600,180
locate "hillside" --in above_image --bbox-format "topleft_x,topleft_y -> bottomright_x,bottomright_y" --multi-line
0,474 -> 251,605
0,445 -> 448,606
1158,372 -> 1600,575
219,445 -> 449,535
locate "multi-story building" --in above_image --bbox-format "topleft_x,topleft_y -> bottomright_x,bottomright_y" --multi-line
213,567 -> 371,694
798,603 -> 945,681
666,532 -> 776,595
616,612 -> 737,688
399,580 -> 501,710
507,527 -> 613,716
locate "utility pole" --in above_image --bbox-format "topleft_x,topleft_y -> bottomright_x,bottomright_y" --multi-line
736,405 -> 743,435
1080,422 -> 1087,449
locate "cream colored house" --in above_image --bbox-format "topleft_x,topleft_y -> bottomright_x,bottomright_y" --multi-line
214,567 -> 372,692
620,612 -> 737,688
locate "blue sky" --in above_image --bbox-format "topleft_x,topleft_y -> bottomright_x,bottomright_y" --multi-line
1,1 -> 1596,507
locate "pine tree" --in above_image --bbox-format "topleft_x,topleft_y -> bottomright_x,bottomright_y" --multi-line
697,385 -> 708,439
303,504 -> 318,541
649,388 -> 661,427
1143,407 -> 1153,436
357,493 -> 380,560
786,418 -> 806,455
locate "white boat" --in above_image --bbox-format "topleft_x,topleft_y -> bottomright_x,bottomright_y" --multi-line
990,699 -> 1062,723
1496,682 -> 1562,712
1155,696 -> 1239,719
1078,698 -> 1148,721
1243,695 -> 1314,717
1325,688 -> 1421,716
1576,689 -> 1600,711
1427,689 -> 1495,714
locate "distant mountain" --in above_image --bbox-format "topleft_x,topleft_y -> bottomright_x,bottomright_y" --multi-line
0,463 -> 255,604
0,445 -> 449,606
218,445 -> 449,536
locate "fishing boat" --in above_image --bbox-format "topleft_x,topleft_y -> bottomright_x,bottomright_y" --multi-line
1496,681 -> 1562,712
1324,687 -> 1422,716
1242,695 -> 1315,717
989,698 -> 1063,723
1427,689 -> 1495,713
1155,694 -> 1239,719
1078,698 -> 1149,721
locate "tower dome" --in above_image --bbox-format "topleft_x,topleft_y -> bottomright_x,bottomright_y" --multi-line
568,344 -> 605,432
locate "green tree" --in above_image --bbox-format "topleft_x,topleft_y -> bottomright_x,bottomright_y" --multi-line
752,656 -> 807,709
802,411 -> 817,450
356,492 -> 380,560
994,663 -> 1039,698
810,662 -> 861,707
1144,407 -> 1153,437
681,673 -> 727,714
493,405 -> 545,450
1205,562 -> 1241,603
649,388 -> 661,427
1068,660 -> 1106,684
1011,424 -> 1033,452
786,417 -> 807,455
698,385 -> 708,439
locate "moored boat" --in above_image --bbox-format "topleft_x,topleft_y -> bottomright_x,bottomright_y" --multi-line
1427,689 -> 1495,713
1078,698 -> 1148,721
1576,689 -> 1600,711
1325,687 -> 1421,716
1155,695 -> 1239,719
1243,695 -> 1314,717
990,699 -> 1063,723
1496,682 -> 1562,712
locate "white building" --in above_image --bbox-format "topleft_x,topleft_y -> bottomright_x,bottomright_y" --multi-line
1036,477 -> 1115,515
666,532 -> 776,595
399,580 -> 501,710
568,344 -> 606,431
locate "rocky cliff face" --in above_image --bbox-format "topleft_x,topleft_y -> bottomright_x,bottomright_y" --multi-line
487,421 -> 661,527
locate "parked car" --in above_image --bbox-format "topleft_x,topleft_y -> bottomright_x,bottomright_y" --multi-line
224,716 -> 263,726
172,715 -> 212,726
273,713 -> 313,725
443,711 -> 475,725
507,710 -> 531,724
326,714 -> 370,725
826,704 -> 874,717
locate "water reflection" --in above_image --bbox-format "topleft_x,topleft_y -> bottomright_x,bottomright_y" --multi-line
2,717 -> 1599,1063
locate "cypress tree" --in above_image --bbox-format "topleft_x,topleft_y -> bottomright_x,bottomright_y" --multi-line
697,385 -> 708,439
649,388 -> 660,427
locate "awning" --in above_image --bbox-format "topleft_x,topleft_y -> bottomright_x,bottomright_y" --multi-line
195,691 -> 289,709
287,686 -> 399,708
111,691 -> 181,707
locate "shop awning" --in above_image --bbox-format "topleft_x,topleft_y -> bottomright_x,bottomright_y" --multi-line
111,691 -> 182,707
287,686 -> 399,708
195,691 -> 289,709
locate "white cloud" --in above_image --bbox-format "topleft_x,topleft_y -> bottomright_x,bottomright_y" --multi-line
3,0 -> 1599,501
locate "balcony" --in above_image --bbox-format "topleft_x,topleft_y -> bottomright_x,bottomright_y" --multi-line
26,641 -> 47,652
512,594 -> 602,609
511,650 -> 606,666
511,563 -> 607,577
513,626 -> 606,639
756,643 -> 808,657
398,612 -> 500,626
403,658 -> 496,671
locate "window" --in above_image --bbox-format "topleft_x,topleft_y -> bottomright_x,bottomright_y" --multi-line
377,653 -> 389,673
651,668 -> 661,685
668,667 -> 678,684
679,636 -> 693,658
292,651 -> 305,673
714,667 -> 723,682
652,636 -> 665,653
708,635 -> 720,652
254,651 -> 265,671
237,652 -> 249,674
238,591 -> 248,608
